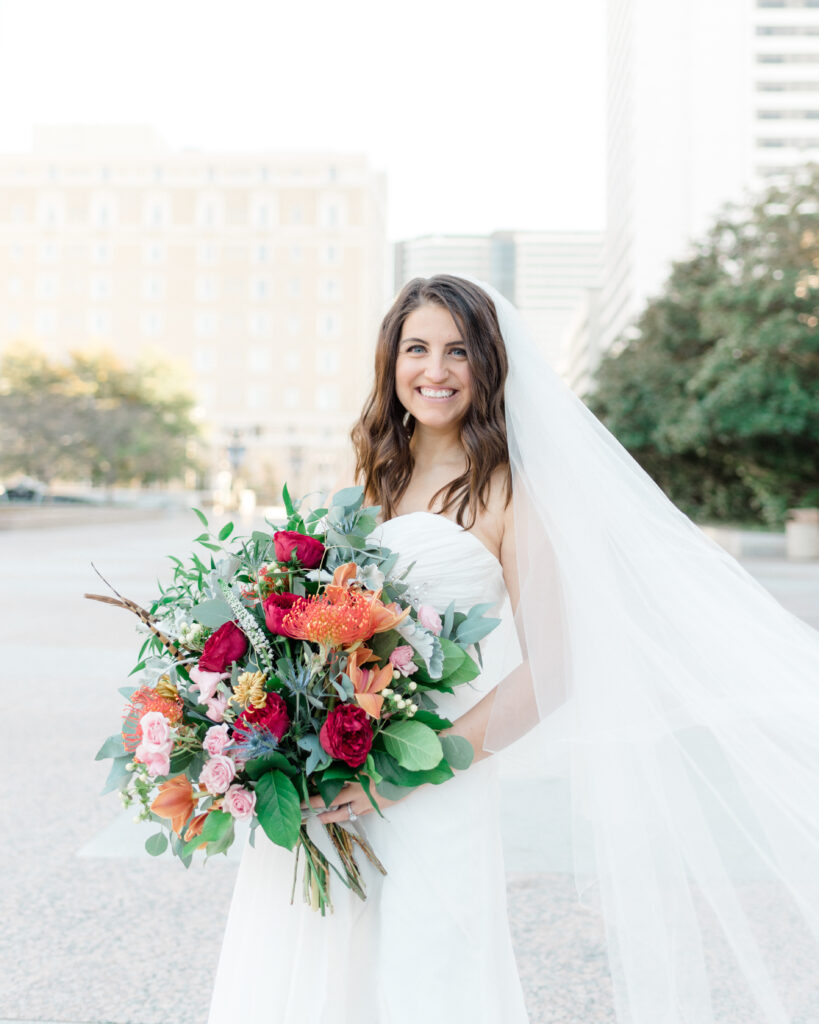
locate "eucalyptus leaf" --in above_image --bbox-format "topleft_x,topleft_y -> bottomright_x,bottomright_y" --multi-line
440,734 -> 474,770
382,720 -> 443,771
145,832 -> 169,856
190,597 -> 233,628
101,754 -> 131,795
95,733 -> 126,761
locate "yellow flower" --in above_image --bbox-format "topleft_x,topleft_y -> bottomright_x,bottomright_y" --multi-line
233,670 -> 268,709
155,674 -> 179,700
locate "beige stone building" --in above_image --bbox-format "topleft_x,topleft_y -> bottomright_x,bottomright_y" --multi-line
0,126 -> 389,498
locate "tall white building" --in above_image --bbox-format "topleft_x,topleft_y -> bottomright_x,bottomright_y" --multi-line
0,126 -> 389,496
394,230 -> 604,370
593,0 -> 819,375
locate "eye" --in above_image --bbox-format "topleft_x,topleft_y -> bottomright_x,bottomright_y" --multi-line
405,343 -> 426,354
450,347 -> 468,358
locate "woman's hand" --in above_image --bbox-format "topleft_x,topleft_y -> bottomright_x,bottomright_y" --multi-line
303,781 -> 408,824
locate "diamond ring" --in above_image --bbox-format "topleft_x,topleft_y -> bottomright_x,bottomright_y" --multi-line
347,803 -> 358,822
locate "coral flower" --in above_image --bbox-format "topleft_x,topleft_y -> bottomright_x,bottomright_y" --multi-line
121,685 -> 183,753
151,775 -> 197,836
282,583 -> 410,651
346,647 -> 394,719
184,811 -> 211,847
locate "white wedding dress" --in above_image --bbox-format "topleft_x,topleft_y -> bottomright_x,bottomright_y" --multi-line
208,511 -> 530,1024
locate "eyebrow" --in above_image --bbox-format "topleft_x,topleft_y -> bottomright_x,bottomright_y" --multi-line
399,337 -> 465,345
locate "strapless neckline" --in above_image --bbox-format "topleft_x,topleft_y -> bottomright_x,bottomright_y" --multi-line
379,510 -> 503,575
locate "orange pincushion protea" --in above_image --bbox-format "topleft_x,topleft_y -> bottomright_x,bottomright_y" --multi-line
121,685 -> 184,753
282,562 -> 410,650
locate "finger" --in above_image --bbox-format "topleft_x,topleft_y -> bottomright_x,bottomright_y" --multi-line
316,802 -> 370,824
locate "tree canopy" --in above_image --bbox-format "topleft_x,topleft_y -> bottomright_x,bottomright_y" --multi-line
0,348 -> 201,489
589,164 -> 819,526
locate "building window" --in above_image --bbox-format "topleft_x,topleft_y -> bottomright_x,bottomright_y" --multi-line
287,315 -> 302,335
194,346 -> 217,372
289,205 -> 303,225
316,349 -> 340,376
287,277 -> 302,298
757,80 -> 819,90
320,243 -> 340,264
254,244 -> 269,264
247,384 -> 267,409
289,244 -> 303,262
141,311 -> 164,337
315,386 -> 339,410
319,277 -> 341,301
317,312 -> 341,338
197,242 -> 220,264
251,277 -> 269,300
92,242 -> 112,264
196,275 -> 219,301
36,274 -> 58,300
10,244 -> 23,262
142,276 -> 165,301
39,242 -> 58,263
285,351 -> 301,373
143,242 -> 166,264
757,23 -> 819,33
249,312 -> 272,337
194,312 -> 218,338
757,136 -> 819,146
284,387 -> 301,408
758,109 -> 819,118
35,310 -> 57,336
248,347 -> 272,373
757,0 -> 819,7
7,275 -> 22,297
757,53 -> 819,63
90,274 -> 110,301
88,309 -> 112,336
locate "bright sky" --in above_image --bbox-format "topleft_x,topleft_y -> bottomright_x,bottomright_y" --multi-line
0,0 -> 606,241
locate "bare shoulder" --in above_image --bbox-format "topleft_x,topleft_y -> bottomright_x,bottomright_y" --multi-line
472,464 -> 512,559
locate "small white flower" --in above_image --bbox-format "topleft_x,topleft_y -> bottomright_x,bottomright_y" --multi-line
382,687 -> 393,697
392,669 -> 401,679
396,698 -> 406,709
408,681 -> 417,692
408,705 -> 417,716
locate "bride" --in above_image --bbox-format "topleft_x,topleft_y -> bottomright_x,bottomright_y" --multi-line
209,275 -> 819,1024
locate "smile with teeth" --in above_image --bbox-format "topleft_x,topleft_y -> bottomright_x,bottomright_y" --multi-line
417,387 -> 457,400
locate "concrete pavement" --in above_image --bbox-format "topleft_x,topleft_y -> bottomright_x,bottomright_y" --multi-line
1,513 -> 817,1024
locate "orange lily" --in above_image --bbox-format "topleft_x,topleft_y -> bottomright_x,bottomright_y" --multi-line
184,810 -> 211,847
346,646 -> 394,719
151,775 -> 197,836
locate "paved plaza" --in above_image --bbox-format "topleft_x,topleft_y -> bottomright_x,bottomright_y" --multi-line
1,510 -> 817,1024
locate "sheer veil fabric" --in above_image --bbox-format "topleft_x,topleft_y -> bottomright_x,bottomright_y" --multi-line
472,279 -> 819,1022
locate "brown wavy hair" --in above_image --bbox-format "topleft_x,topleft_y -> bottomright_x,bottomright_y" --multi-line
351,275 -> 512,528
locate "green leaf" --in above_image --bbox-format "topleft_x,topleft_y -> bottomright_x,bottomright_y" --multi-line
181,809 -> 233,857
382,720 -> 443,771
372,748 -> 454,787
316,777 -> 348,808
441,652 -> 480,686
244,751 -> 296,779
255,770 -> 302,850
118,685 -> 137,699
206,819 -> 235,858
282,482 -> 295,517
190,597 -> 233,628
375,779 -> 414,802
440,734 -> 474,770
95,733 -> 126,761
192,507 -> 209,527
218,521 -> 234,541
145,832 -> 169,856
412,709 -> 453,730
101,755 -> 131,794
455,604 -> 501,645
332,485 -> 364,510
128,659 -> 147,677
437,636 -> 467,676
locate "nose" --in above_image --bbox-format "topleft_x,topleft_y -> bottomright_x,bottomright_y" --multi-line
423,354 -> 449,383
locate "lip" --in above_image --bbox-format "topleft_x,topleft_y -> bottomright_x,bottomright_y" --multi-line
415,386 -> 459,402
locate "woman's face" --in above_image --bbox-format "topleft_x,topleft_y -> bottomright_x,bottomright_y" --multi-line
395,303 -> 472,431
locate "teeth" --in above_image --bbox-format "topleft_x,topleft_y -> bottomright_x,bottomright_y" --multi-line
419,388 -> 455,398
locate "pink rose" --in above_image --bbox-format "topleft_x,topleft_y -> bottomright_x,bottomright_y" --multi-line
138,710 -> 171,749
204,692 -> 230,723
138,747 -> 171,778
417,604 -> 443,635
199,754 -> 236,794
388,644 -> 417,677
203,723 -> 230,757
189,665 -> 229,702
223,784 -> 256,822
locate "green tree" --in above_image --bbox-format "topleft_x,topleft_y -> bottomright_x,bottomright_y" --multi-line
0,348 -> 201,489
590,164 -> 819,526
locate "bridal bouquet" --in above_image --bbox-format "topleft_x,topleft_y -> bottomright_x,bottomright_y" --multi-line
89,486 -> 499,913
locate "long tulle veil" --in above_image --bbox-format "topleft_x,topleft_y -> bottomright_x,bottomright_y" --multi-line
472,277 -> 819,1023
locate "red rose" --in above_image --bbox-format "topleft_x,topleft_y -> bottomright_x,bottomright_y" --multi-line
198,621 -> 248,673
262,592 -> 303,636
319,704 -> 373,769
233,692 -> 290,744
273,530 -> 325,569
